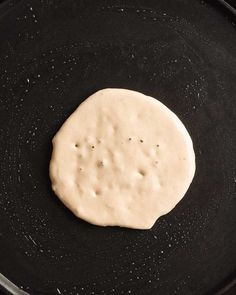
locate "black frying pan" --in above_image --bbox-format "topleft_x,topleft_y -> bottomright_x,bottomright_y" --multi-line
0,0 -> 235,294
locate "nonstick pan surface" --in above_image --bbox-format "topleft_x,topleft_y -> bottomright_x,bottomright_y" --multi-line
0,0 -> 235,294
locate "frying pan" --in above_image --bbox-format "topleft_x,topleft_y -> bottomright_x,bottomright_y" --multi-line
0,0 -> 235,294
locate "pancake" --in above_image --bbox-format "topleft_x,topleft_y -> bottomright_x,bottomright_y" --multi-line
49,88 -> 195,229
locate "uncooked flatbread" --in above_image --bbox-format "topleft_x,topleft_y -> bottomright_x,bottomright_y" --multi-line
50,88 -> 195,229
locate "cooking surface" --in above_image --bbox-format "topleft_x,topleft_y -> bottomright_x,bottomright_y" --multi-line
0,0 -> 235,294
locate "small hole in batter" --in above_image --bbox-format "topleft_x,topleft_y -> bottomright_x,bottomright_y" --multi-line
138,169 -> 146,176
140,139 -> 143,143
75,143 -> 79,148
156,144 -> 159,147
95,189 -> 101,195
128,137 -> 132,141
91,145 -> 95,149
